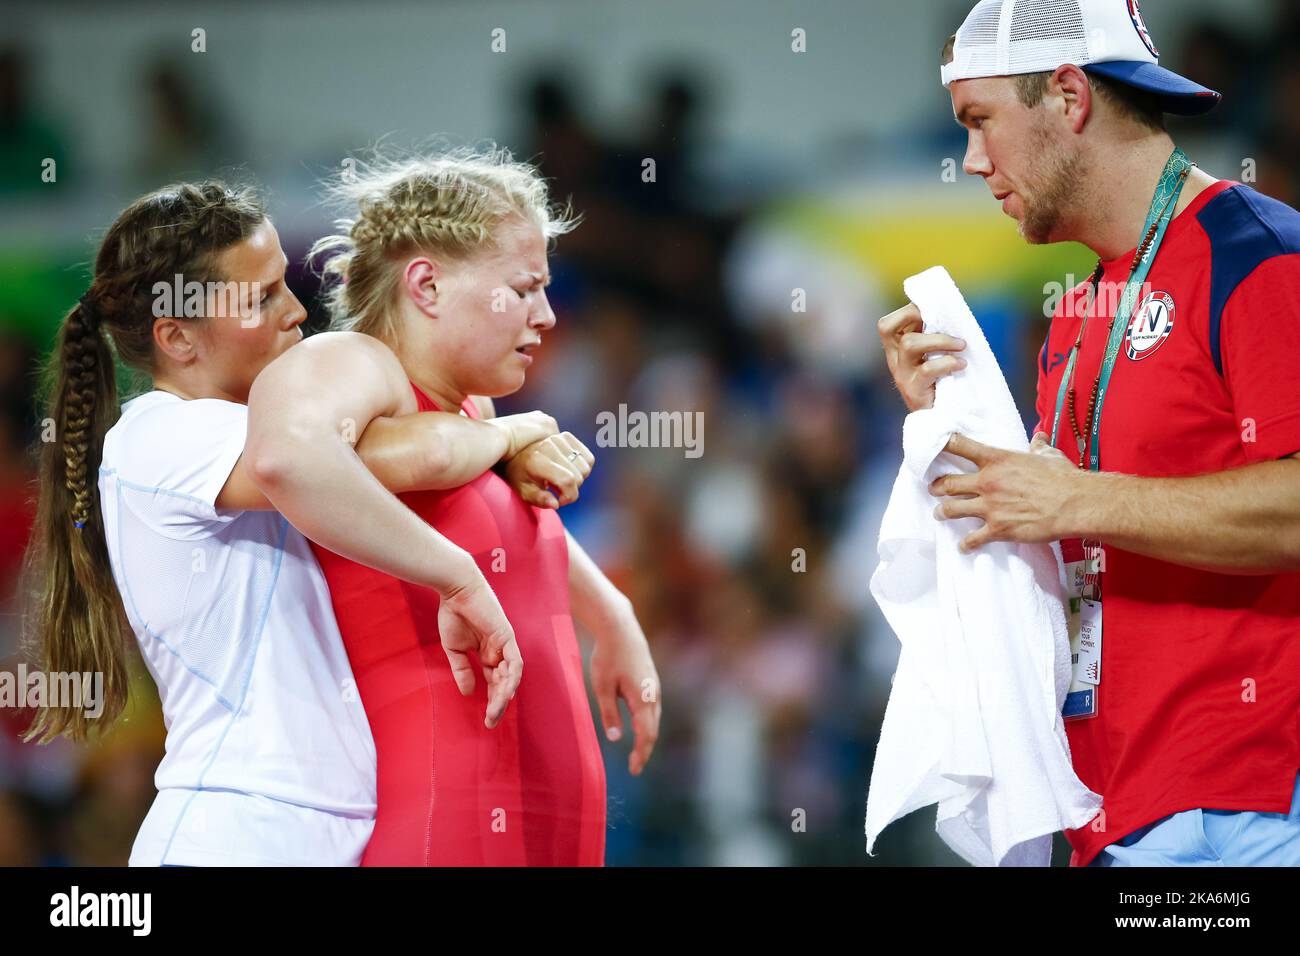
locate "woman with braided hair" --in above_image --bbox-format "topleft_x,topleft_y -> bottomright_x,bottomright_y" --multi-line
23,180 -> 582,865
307,147 -> 662,866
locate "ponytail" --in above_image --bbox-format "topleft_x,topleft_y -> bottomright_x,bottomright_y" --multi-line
23,297 -> 129,742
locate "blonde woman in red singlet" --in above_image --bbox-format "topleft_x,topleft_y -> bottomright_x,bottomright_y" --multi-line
308,148 -> 662,865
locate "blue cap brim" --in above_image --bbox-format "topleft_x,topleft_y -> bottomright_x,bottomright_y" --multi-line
1083,61 -> 1221,116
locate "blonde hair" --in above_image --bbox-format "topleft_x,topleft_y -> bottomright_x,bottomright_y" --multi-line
311,145 -> 579,344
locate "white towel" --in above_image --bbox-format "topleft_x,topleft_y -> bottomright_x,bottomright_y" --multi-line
864,266 -> 1102,867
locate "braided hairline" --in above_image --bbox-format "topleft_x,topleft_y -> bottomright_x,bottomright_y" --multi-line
311,147 -> 579,339
350,178 -> 505,258
90,207 -> 255,330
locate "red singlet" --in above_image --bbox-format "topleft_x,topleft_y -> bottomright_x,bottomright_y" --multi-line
313,385 -> 606,866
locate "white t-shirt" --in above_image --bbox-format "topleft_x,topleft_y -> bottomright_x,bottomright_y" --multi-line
99,390 -> 376,866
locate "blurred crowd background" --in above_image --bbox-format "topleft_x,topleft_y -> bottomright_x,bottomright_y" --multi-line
1,0 -> 1295,866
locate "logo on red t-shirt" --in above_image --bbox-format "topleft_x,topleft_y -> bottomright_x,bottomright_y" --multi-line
1125,290 -> 1175,360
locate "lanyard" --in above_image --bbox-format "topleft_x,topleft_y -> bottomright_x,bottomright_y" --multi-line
1049,147 -> 1193,472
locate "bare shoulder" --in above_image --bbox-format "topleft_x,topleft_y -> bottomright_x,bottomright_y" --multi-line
469,395 -> 496,418
259,332 -> 415,414
292,330 -> 398,365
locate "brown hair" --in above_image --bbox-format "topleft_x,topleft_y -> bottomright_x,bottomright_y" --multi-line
941,33 -> 1165,131
23,181 -> 265,743
310,146 -> 578,346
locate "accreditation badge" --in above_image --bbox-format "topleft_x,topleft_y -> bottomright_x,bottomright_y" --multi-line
1061,538 -> 1100,720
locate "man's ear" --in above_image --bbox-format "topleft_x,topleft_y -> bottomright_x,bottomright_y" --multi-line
152,318 -> 200,365
404,257 -> 441,318
1052,64 -> 1093,134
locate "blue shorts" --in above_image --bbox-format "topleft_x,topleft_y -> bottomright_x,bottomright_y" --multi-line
1090,772 -> 1300,866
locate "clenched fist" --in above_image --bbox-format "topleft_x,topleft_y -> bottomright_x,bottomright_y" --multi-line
505,431 -> 595,509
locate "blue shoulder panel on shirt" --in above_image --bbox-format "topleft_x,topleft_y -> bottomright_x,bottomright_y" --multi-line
1198,184 -> 1300,375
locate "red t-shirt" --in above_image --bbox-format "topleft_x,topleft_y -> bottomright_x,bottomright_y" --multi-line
312,386 -> 606,866
1034,180 -> 1300,866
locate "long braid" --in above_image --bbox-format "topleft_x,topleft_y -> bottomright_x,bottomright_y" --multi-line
61,301 -> 111,533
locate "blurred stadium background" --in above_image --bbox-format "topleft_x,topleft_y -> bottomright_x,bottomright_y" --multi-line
1,0 -> 1295,866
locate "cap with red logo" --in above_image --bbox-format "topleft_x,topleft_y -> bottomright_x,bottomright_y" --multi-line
941,0 -> 1222,116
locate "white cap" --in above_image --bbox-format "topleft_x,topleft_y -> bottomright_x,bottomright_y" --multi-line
941,0 -> 1221,115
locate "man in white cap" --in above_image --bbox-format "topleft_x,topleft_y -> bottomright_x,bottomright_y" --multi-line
878,0 -> 1300,866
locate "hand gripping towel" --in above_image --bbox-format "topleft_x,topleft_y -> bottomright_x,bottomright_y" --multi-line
864,266 -> 1102,867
